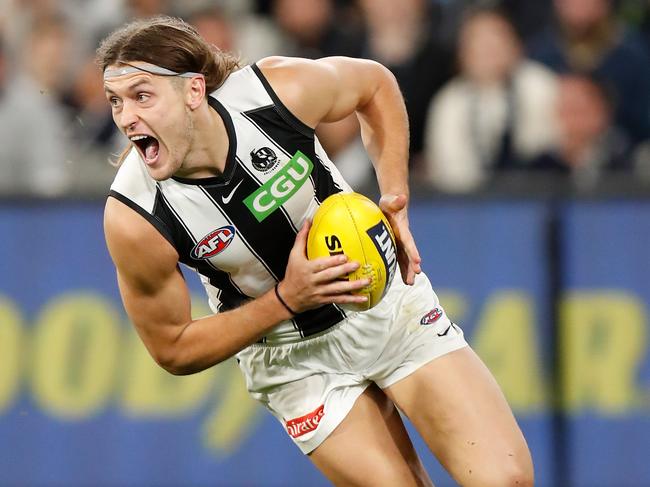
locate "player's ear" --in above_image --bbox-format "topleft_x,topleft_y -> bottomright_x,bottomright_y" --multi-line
186,75 -> 206,110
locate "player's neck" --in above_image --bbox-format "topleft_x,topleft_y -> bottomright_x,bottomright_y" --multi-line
177,104 -> 229,178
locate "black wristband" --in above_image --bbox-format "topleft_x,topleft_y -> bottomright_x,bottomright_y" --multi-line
274,283 -> 297,316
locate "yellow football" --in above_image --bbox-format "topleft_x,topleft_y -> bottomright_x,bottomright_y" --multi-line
307,192 -> 398,311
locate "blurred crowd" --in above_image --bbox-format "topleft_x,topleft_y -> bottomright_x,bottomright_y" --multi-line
0,0 -> 649,197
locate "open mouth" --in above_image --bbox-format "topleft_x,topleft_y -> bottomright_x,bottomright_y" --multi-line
131,135 -> 160,165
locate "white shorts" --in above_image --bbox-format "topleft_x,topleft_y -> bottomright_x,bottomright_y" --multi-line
236,273 -> 467,454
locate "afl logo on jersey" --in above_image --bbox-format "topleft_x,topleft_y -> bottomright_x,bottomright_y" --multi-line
250,147 -> 279,172
192,226 -> 236,260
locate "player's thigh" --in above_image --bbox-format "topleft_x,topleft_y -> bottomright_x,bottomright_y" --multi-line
383,346 -> 534,487
308,384 -> 434,487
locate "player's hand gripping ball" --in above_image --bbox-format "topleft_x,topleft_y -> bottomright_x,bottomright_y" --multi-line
307,192 -> 398,311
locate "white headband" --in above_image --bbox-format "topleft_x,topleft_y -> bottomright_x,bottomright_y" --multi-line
103,62 -> 202,80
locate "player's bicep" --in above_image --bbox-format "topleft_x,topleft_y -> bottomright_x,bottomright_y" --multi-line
104,198 -> 191,363
258,56 -> 385,127
116,263 -> 192,359
314,57 -> 386,123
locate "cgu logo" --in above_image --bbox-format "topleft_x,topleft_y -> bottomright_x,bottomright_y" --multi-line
191,226 -> 236,260
244,151 -> 314,222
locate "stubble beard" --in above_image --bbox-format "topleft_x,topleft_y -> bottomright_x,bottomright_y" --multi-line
166,107 -> 195,179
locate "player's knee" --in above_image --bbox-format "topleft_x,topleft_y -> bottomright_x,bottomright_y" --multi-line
498,460 -> 534,487
469,456 -> 534,487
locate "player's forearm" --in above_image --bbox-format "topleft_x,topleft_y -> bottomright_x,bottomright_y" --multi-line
357,64 -> 410,198
155,290 -> 291,375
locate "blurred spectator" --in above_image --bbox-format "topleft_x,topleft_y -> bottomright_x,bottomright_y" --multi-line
0,14 -> 72,197
423,8 -> 558,193
359,0 -> 453,170
213,0 -> 285,62
60,53 -> 123,195
3,0 -> 58,52
530,74 -> 632,189
527,0 -> 650,145
271,0 -> 364,58
617,0 -> 650,50
0,36 -> 6,98
499,0 -> 554,42
266,0 -> 371,189
125,0 -> 171,20
187,6 -> 236,53
432,0 -> 554,49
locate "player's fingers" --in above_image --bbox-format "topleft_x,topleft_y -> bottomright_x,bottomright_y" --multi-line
379,193 -> 407,214
313,260 -> 359,283
320,282 -> 369,304
291,219 -> 312,258
403,234 -> 422,266
398,254 -> 410,284
308,254 -> 348,273
319,278 -> 370,303
323,277 -> 370,295
405,264 -> 417,285
327,294 -> 368,306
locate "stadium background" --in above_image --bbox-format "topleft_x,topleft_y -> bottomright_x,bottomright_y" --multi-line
1,1 -> 649,486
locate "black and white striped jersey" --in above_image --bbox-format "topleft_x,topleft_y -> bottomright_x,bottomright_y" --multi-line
109,63 -> 355,343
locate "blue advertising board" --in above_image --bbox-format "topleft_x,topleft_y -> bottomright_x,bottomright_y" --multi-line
561,201 -> 650,487
0,198 -> 648,486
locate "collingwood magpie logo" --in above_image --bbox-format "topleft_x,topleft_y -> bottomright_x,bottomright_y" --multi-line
250,147 -> 279,172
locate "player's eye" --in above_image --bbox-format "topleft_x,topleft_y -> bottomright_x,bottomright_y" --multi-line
109,96 -> 122,108
136,93 -> 150,103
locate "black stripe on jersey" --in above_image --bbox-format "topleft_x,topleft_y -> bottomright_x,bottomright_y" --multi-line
201,161 -> 295,281
154,187 -> 250,311
199,157 -> 345,337
108,190 -> 175,246
241,111 -> 324,219
235,155 -> 299,234
241,109 -> 321,213
241,107 -> 295,164
198,182 -> 279,280
242,106 -> 343,206
198,178 -> 300,333
298,306 -> 347,337
240,107 -> 347,335
251,63 -> 314,138
312,153 -> 343,204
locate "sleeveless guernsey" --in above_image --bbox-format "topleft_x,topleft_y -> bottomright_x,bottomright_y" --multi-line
109,64 -> 353,342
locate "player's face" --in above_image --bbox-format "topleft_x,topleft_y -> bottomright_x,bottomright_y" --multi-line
104,63 -> 194,181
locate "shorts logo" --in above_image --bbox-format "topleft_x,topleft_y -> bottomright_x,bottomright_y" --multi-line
420,307 -> 443,325
244,151 -> 314,222
250,147 -> 279,173
191,226 -> 235,259
285,404 -> 325,438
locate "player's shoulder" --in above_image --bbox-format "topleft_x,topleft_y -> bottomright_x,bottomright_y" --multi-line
256,56 -> 336,84
107,149 -> 173,254
104,195 -> 177,274
104,193 -> 166,245
104,194 -> 155,246
112,148 -> 147,187
257,55 -> 308,70
255,56 -> 339,128
110,148 -> 160,211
